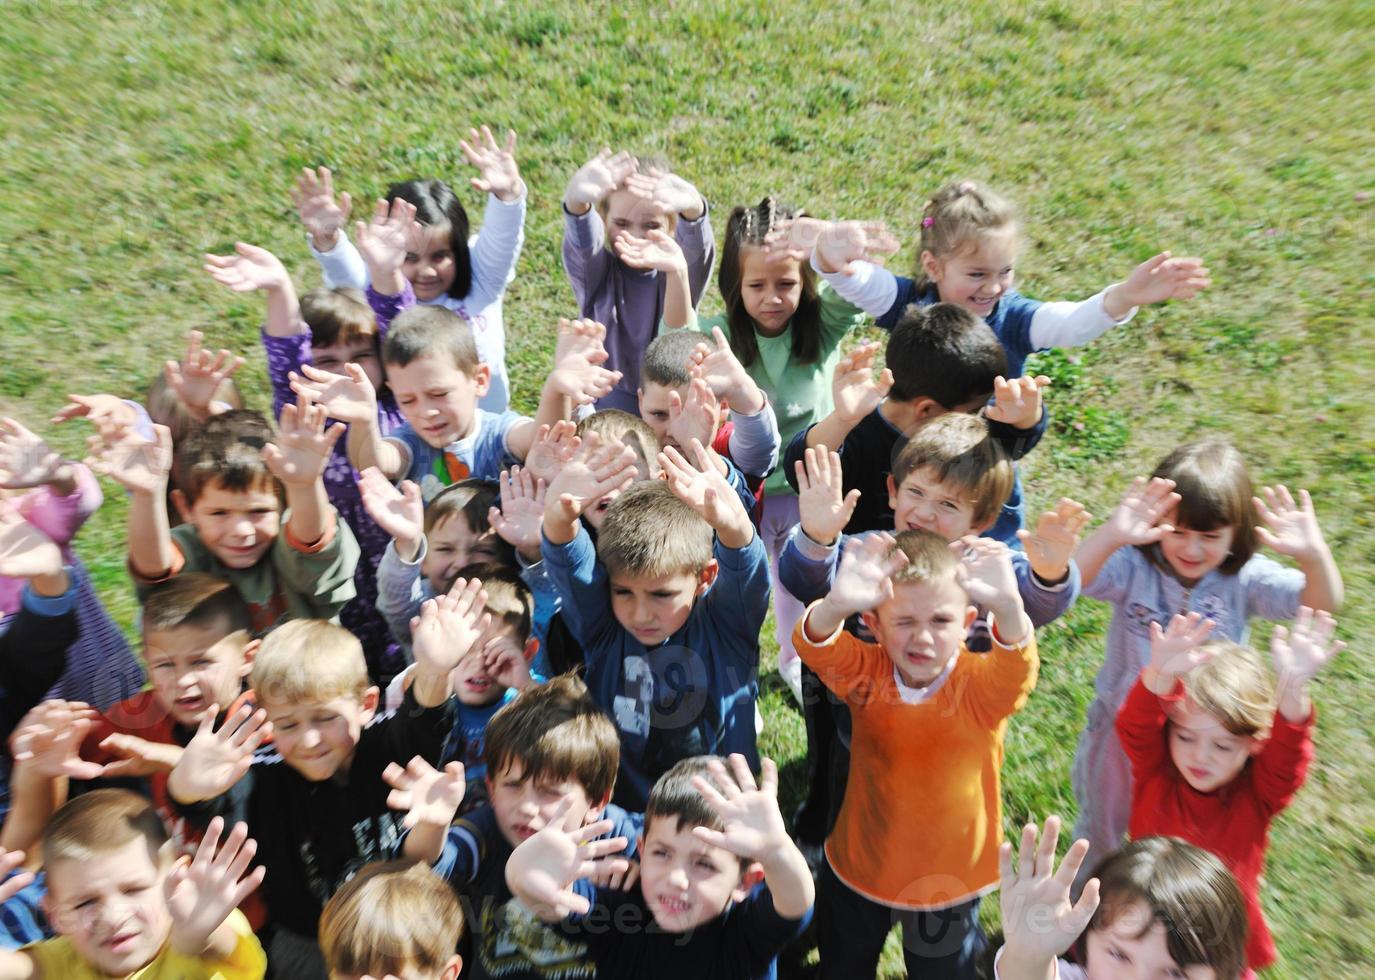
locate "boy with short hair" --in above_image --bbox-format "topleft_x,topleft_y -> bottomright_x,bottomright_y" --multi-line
318,860 -> 463,980
504,753 -> 814,980
1117,607 -> 1343,971
783,303 -> 1047,542
541,437 -> 770,810
0,789 -> 266,978
168,606 -> 464,977
95,399 -> 360,634
388,675 -> 637,980
795,530 -> 1038,979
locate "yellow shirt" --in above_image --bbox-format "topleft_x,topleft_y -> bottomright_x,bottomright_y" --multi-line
22,909 -> 266,979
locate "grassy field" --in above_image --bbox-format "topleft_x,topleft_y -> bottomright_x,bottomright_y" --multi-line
2,0 -> 1372,974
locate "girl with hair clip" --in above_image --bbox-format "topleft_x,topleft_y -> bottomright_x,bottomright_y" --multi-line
292,125 -> 527,413
1068,438 -> 1342,884
996,818 -> 1252,980
641,196 -> 897,701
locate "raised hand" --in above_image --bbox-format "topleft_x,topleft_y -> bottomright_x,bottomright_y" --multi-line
289,362 -> 378,425
824,532 -> 905,618
355,197 -> 420,277
1114,251 -> 1211,308
1147,612 -> 1218,684
623,167 -> 702,217
998,816 -> 1099,971
547,319 -> 622,406
1271,607 -> 1344,688
523,420 -> 581,488
1104,476 -> 1180,546
796,445 -> 860,546
166,817 -> 266,956
832,343 -> 893,424
460,126 -> 524,202
1017,498 -> 1091,584
168,704 -> 272,803
291,166 -> 352,251
690,755 -> 788,861
50,393 -> 139,433
95,733 -> 183,779
664,376 -> 718,451
545,436 -> 638,525
10,700 -> 104,780
411,577 -> 490,677
505,794 -> 630,918
984,375 -> 1050,429
613,230 -> 687,273
0,851 -> 34,905
0,417 -> 66,490
953,536 -> 1026,637
358,467 -> 424,552
658,440 -> 751,542
202,242 -> 291,294
164,330 -> 245,421
1254,485 -> 1326,561
480,633 -> 534,691
488,466 -> 546,555
384,756 -> 467,830
689,326 -> 765,413
813,219 -> 902,275
84,423 -> 173,496
263,397 -> 346,487
564,149 -> 636,211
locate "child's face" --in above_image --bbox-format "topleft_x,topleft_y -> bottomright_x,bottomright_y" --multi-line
638,382 -> 723,451
262,690 -> 379,782
921,226 -> 1018,318
144,620 -> 254,727
389,352 -> 489,448
638,818 -> 751,933
888,467 -> 989,542
450,621 -> 529,706
178,479 -> 281,570
1158,514 -> 1235,586
44,839 -> 171,977
1167,698 -> 1260,793
605,189 -> 669,249
738,247 -> 802,336
609,565 -> 715,647
404,223 -> 457,301
487,758 -> 601,848
1084,900 -> 1218,979
421,513 -> 508,592
862,576 -> 973,689
310,335 -> 385,391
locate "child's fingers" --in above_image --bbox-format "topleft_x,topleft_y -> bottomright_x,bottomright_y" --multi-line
1016,821 -> 1039,882
1035,815 -> 1061,878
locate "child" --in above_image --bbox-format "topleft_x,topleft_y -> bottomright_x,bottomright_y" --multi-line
293,130 -> 527,412
562,150 -> 713,412
388,675 -> 637,980
167,612 -> 461,978
783,302 -> 1048,542
317,860 -> 463,980
504,753 -> 813,980
290,310 -> 619,503
1069,440 -> 1342,878
91,398 -> 360,634
204,239 -> 409,685
0,417 -> 144,711
1117,609 -> 1342,969
812,180 -> 1210,368
3,790 -> 266,978
541,437 -> 770,810
996,817 -> 1249,980
795,530 -> 1037,979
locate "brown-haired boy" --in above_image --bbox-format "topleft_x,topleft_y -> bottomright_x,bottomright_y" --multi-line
318,860 -> 463,980
167,606 -> 464,977
92,397 -> 360,635
386,675 -> 636,980
0,789 -> 265,978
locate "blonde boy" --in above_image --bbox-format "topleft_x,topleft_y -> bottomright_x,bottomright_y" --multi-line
0,789 -> 265,978
318,860 -> 463,980
796,530 -> 1037,980
168,610 -> 465,977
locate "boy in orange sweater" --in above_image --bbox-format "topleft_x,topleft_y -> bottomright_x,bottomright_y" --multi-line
795,529 -> 1037,980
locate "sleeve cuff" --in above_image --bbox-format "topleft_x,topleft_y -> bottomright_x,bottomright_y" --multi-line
798,599 -> 844,648
285,510 -> 338,554
1096,286 -> 1137,325
21,572 -> 75,615
990,612 -> 1036,650
1030,569 -> 1072,592
792,526 -> 840,562
129,543 -> 186,586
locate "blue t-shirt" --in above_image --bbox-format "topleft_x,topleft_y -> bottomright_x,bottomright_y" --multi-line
877,278 -> 1043,378
391,409 -> 526,502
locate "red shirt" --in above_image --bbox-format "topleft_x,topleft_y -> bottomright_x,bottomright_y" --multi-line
1116,676 -> 1314,969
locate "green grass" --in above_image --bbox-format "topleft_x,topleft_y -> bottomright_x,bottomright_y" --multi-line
2,1 -> 1372,974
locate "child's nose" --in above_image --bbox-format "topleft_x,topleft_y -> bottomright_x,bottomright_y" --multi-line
302,728 -> 321,749
667,867 -> 690,890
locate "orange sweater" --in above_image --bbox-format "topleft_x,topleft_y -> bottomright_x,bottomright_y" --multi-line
794,608 -> 1037,909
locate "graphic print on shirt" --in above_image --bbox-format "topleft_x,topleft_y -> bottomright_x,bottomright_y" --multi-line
480,896 -> 595,979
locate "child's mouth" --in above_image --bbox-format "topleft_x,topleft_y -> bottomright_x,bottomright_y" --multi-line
103,931 -> 140,952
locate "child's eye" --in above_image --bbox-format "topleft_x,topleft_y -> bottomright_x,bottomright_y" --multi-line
941,500 -> 959,510
778,279 -> 798,289
404,253 -> 420,263
1106,946 -> 1127,962
277,722 -> 298,732
353,352 -> 375,361
650,590 -> 676,599
695,858 -> 717,871
431,251 -> 452,262
192,659 -> 212,668
427,390 -> 450,399
150,662 -> 173,672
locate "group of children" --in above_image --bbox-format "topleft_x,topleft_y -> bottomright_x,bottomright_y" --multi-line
0,131 -> 1344,980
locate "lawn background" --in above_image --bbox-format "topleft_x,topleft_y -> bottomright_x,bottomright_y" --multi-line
1,0 -> 1372,974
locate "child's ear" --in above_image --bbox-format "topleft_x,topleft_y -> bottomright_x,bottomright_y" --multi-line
859,609 -> 878,637
441,954 -> 463,980
919,249 -> 942,284
913,397 -> 944,423
239,637 -> 261,679
522,636 -> 540,664
886,474 -> 899,511
971,514 -> 997,535
733,860 -> 765,902
359,686 -> 380,723
585,790 -> 612,824
171,488 -> 194,524
472,362 -> 491,396
964,605 -> 978,630
696,559 -> 719,595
